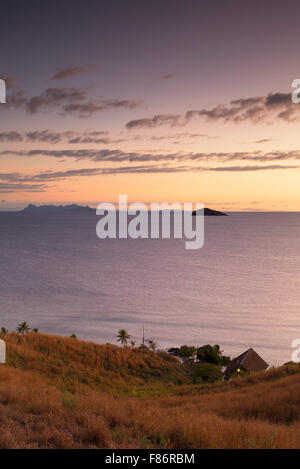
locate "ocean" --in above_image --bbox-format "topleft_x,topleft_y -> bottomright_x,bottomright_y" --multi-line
0,211 -> 300,366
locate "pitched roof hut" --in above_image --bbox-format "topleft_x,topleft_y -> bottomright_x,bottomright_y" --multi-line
0,339 -> 6,364
225,348 -> 268,379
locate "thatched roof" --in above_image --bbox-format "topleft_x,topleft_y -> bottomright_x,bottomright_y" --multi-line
226,348 -> 268,376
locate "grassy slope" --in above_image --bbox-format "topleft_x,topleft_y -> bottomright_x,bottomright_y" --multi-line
1,332 -> 300,449
4,332 -> 191,395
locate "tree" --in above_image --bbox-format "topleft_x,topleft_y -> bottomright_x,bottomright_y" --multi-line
148,339 -> 157,352
70,334 -> 77,339
16,321 -> 31,335
196,344 -> 230,366
0,327 -> 8,335
167,347 -> 179,356
116,329 -> 131,347
177,345 -> 197,362
32,328 -> 39,333
221,354 -> 231,366
130,340 -> 136,348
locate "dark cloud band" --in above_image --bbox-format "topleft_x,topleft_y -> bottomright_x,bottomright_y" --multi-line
2,148 -> 300,165
125,91 -> 299,129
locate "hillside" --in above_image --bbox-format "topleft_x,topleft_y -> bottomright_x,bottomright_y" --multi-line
4,332 -> 190,394
1,332 -> 300,449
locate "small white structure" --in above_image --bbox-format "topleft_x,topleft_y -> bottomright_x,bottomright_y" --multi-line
0,339 -> 6,364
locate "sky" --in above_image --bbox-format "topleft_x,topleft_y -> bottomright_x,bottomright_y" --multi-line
1,0 -> 300,211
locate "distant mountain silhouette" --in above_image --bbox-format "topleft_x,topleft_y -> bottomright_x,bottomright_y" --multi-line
192,207 -> 227,216
22,204 -> 94,213
21,204 -> 226,216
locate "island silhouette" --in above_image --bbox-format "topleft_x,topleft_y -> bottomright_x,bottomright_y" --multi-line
21,204 -> 227,216
21,204 -> 94,213
192,207 -> 227,216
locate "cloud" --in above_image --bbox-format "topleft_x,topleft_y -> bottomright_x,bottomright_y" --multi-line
68,135 -> 125,144
0,129 -> 128,145
3,148 -> 300,166
0,155 -> 298,193
201,164 -> 299,172
23,168 -> 102,182
0,161 -> 298,194
0,172 -> 49,192
149,133 -> 213,141
64,99 -> 141,118
186,92 -> 298,124
0,128 -> 213,145
0,148 -> 184,163
51,65 -> 94,80
3,85 -> 142,117
0,182 -> 46,193
96,164 -> 299,174
125,91 -> 300,129
68,136 -> 109,144
254,139 -> 273,144
5,89 -> 27,109
26,87 -> 89,114
62,162 -> 300,175
126,114 -> 181,129
0,131 -> 23,142
26,130 -> 74,143
3,86 -> 299,124
160,74 -> 174,79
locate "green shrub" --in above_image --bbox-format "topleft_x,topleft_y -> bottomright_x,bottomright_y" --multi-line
192,363 -> 222,383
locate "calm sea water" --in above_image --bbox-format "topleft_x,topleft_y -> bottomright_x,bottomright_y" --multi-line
0,211 -> 300,366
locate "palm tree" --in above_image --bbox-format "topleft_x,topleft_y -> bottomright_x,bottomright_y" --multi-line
130,340 -> 136,349
116,329 -> 131,347
70,334 -> 77,339
16,321 -> 31,335
0,327 -> 8,335
32,328 -> 39,333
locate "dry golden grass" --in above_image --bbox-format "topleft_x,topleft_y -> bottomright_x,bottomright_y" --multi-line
1,332 -> 300,449
4,332 -> 189,394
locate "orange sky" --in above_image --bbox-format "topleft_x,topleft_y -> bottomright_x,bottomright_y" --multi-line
1,114 -> 300,211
